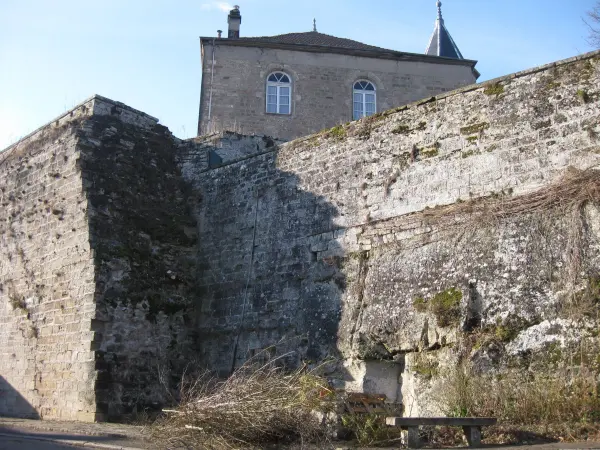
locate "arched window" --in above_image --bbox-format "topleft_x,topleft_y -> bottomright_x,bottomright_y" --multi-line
353,80 -> 376,120
266,72 -> 291,115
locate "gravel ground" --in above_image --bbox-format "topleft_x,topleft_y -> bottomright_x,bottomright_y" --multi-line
1,418 -> 600,449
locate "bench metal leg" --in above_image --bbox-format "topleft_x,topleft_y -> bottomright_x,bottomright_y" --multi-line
406,426 -> 421,449
462,426 -> 482,447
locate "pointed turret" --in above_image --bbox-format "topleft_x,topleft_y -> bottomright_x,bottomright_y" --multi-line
425,1 -> 464,59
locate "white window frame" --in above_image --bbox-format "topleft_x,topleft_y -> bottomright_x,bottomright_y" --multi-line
266,72 -> 292,115
353,80 -> 377,120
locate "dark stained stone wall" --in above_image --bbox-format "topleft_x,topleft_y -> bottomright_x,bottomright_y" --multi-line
76,104 -> 199,419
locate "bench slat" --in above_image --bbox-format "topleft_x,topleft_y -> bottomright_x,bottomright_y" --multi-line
349,406 -> 368,413
344,392 -> 395,415
346,393 -> 386,402
386,417 -> 497,427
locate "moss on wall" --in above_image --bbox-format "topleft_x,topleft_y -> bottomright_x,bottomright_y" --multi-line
430,288 -> 463,327
460,122 -> 489,135
483,83 -> 504,96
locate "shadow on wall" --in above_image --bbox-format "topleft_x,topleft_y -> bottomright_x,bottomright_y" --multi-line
190,145 -> 347,376
0,376 -> 39,419
79,114 -> 201,420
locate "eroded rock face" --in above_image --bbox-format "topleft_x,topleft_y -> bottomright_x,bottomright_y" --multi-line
345,205 -> 600,414
339,203 -> 600,415
505,319 -> 592,356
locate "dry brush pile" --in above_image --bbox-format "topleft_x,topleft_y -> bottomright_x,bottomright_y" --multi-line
150,357 -> 336,449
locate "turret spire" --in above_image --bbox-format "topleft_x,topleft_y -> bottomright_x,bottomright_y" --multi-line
425,1 -> 464,59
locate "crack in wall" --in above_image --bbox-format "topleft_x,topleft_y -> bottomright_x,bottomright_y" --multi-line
349,252 -> 370,353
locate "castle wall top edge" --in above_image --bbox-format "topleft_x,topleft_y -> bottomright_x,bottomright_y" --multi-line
410,49 -> 600,110
284,48 -> 600,148
0,95 -> 160,157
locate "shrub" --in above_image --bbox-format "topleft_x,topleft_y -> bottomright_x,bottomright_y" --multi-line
412,354 -> 440,380
483,83 -> 504,96
412,297 -> 427,313
412,288 -> 463,327
326,125 -> 346,141
340,413 -> 402,446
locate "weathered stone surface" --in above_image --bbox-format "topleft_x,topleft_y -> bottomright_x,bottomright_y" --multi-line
78,109 -> 199,420
0,102 -> 98,420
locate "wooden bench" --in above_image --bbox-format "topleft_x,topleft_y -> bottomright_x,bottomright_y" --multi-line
385,417 -> 497,448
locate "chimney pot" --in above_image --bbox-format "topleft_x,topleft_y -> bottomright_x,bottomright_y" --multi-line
217,30 -> 222,38
227,5 -> 241,39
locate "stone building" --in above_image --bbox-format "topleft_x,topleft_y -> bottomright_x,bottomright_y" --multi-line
197,2 -> 479,140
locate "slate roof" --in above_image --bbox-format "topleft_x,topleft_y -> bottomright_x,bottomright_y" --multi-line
425,1 -> 464,59
233,31 -> 391,53
200,6 -> 476,71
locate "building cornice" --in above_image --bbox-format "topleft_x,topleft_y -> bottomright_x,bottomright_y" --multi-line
200,37 -> 478,69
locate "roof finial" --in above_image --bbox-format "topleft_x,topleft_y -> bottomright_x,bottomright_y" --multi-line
313,18 -> 317,32
425,0 -> 464,59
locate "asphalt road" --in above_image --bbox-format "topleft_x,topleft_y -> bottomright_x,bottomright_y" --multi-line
0,429 -> 142,449
0,435 -> 84,449
1,427 -> 600,450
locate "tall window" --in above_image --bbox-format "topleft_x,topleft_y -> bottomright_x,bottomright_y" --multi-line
266,72 -> 291,114
353,80 -> 376,120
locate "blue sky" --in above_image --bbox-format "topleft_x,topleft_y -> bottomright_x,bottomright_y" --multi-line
0,0 -> 597,149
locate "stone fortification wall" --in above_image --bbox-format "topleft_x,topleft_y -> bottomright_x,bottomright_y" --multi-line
0,100 -> 99,421
191,50 -> 600,412
180,131 -> 283,175
199,43 -> 477,140
78,100 -> 199,420
0,96 -> 199,421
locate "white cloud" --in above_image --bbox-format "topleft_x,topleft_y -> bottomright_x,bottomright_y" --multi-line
201,2 -> 234,13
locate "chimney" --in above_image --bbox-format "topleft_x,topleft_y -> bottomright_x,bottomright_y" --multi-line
217,30 -> 223,38
227,5 -> 241,39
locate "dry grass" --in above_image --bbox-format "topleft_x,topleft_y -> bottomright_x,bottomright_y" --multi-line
149,356 -> 335,449
423,167 -> 600,225
425,423 -> 600,448
435,360 -> 600,442
416,167 -> 600,289
202,118 -> 244,136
